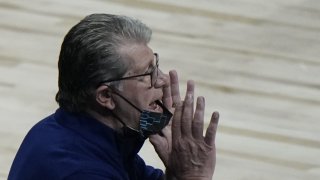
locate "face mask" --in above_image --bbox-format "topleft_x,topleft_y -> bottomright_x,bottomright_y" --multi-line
112,91 -> 172,138
139,100 -> 172,137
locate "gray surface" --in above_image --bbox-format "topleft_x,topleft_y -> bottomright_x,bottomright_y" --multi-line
1,0 -> 320,179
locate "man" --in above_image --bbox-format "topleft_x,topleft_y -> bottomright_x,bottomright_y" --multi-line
9,14 -> 219,180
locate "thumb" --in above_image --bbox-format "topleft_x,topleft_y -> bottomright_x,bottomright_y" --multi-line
149,134 -> 169,165
149,134 -> 164,150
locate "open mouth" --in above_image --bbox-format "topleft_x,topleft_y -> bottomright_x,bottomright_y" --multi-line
148,100 -> 163,113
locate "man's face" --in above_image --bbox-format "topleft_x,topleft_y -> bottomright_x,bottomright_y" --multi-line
111,43 -> 168,130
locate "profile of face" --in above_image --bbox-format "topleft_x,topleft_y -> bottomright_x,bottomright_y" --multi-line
107,43 -> 169,130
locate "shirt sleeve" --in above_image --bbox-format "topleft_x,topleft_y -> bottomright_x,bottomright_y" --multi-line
134,155 -> 165,180
65,156 -> 164,180
65,172 -> 117,180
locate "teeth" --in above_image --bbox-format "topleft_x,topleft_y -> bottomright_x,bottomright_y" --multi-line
153,103 -> 158,110
149,101 -> 158,110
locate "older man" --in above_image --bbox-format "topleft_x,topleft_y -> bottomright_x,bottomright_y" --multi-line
9,14 -> 219,180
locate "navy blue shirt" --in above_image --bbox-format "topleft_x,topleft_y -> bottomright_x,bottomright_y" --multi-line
9,108 -> 164,180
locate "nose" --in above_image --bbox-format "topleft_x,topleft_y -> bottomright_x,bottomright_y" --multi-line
154,69 -> 169,89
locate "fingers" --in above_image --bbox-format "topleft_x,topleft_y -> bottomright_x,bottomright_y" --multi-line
204,112 -> 220,146
161,125 -> 171,138
192,96 -> 205,140
169,70 -> 182,107
181,80 -> 194,136
149,134 -> 163,147
161,73 -> 173,109
169,70 -> 219,145
170,70 -> 182,140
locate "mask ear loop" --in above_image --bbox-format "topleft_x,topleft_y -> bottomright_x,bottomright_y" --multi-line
110,111 -> 143,137
106,85 -> 143,113
155,100 -> 173,115
105,85 -> 144,137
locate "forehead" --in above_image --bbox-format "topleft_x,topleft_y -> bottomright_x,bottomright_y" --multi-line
118,43 -> 154,73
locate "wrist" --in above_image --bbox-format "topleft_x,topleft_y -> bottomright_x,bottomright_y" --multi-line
165,168 -> 177,180
165,172 -> 211,180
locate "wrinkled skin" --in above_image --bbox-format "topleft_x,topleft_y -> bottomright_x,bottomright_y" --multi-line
150,70 -> 220,180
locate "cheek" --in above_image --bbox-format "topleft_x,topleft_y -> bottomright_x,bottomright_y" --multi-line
117,83 -> 124,91
134,93 -> 147,106
123,81 -> 155,107
130,91 -> 153,108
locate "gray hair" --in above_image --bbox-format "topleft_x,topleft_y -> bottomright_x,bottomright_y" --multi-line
56,14 -> 152,112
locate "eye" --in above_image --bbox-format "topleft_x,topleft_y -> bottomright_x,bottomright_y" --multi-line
144,64 -> 154,74
137,76 -> 145,81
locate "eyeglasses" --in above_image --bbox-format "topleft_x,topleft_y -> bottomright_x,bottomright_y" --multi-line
100,53 -> 159,88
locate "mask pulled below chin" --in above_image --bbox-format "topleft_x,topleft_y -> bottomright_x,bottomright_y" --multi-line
139,100 -> 172,138
122,100 -> 172,139
110,88 -> 173,139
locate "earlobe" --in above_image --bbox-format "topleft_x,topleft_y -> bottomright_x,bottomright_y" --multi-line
96,86 -> 115,110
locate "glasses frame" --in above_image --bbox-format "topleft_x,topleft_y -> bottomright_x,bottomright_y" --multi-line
100,53 -> 159,88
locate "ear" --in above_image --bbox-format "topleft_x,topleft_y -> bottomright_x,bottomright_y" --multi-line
95,85 -> 115,110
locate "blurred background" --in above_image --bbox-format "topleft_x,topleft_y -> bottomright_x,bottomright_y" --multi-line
1,0 -> 320,179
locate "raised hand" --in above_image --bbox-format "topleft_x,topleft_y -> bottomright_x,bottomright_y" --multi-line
150,70 -> 220,180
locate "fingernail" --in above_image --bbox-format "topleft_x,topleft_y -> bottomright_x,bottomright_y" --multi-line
200,96 -> 204,103
214,111 -> 219,119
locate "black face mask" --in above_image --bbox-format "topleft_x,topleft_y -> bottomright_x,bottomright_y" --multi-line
112,91 -> 173,139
